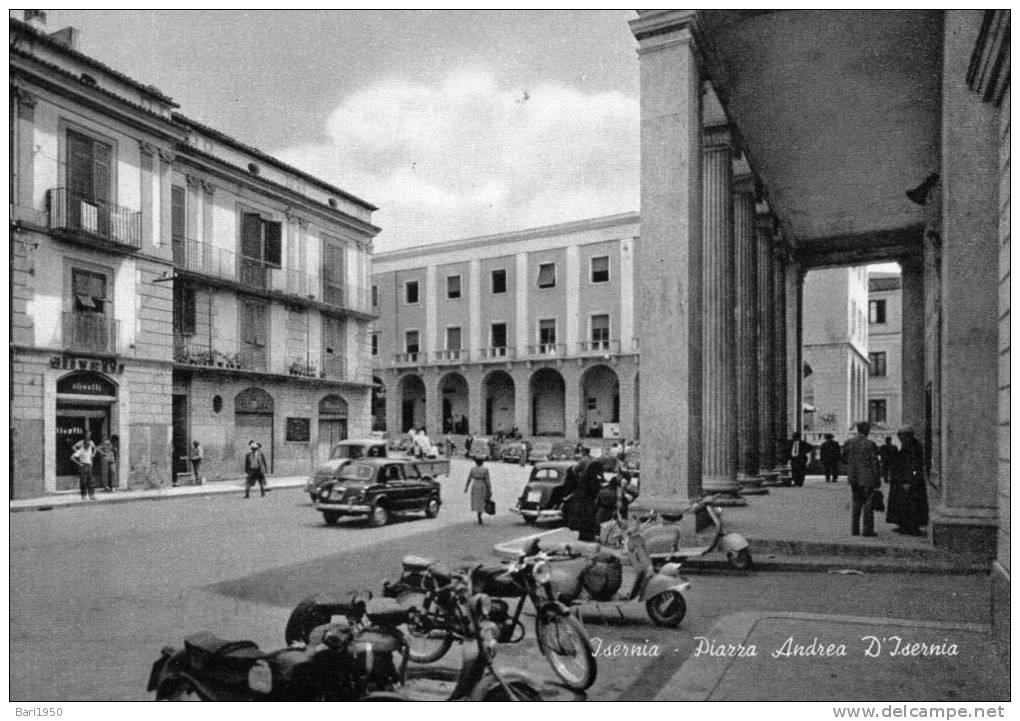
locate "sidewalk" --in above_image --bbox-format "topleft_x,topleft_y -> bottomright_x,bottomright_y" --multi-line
9,475 -> 309,512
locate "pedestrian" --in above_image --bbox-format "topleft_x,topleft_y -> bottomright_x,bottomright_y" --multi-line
465,433 -> 474,456
886,426 -> 929,536
244,440 -> 269,498
595,476 -> 621,525
786,432 -> 814,487
878,436 -> 898,485
819,433 -> 841,483
71,431 -> 97,500
96,435 -> 116,492
519,439 -> 531,467
842,421 -> 881,536
190,439 -> 204,485
487,436 -> 498,461
564,449 -> 601,542
464,456 -> 492,525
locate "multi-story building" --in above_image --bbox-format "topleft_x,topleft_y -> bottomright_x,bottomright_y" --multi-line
371,214 -> 640,441
801,266 -> 871,439
10,12 -> 378,498
866,272 -> 903,433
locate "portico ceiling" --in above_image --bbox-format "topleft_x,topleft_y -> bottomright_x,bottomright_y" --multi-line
695,10 -> 943,266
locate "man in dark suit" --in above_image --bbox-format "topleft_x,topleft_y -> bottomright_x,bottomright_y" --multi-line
819,434 -> 842,483
244,440 -> 269,498
787,432 -> 814,487
842,422 -> 881,536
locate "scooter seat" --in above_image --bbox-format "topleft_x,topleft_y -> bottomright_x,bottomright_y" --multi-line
401,555 -> 435,572
553,541 -> 602,557
364,597 -> 414,627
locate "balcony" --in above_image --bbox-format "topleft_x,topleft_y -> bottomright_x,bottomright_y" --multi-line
394,352 -> 422,366
479,346 -> 515,361
63,312 -> 120,354
48,188 -> 142,251
173,335 -> 266,372
578,339 -> 621,355
527,342 -> 566,358
434,349 -> 469,363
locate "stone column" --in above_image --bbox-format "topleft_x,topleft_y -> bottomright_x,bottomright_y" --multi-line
772,239 -> 789,470
513,370 -> 530,436
700,126 -> 741,498
13,87 -> 36,210
786,264 -> 805,437
139,143 -> 155,248
756,213 -> 777,474
427,370 -> 444,439
157,149 -> 175,248
733,176 -> 760,485
931,10 -> 1000,555
384,373 -> 401,436
628,10 -> 703,512
900,254 -> 925,435
617,367 -> 636,441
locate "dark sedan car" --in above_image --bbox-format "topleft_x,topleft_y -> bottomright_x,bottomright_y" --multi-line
548,441 -> 578,461
313,458 -> 441,528
510,461 -> 575,524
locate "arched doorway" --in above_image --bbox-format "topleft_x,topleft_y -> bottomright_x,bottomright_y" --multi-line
398,374 -> 426,432
529,368 -> 565,436
55,371 -> 117,491
439,372 -> 469,433
482,371 -> 515,435
235,387 -> 274,472
318,394 -> 348,463
371,377 -> 387,432
580,365 -> 620,438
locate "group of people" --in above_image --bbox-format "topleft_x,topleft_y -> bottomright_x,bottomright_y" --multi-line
788,424 -> 929,537
70,431 -> 117,500
561,448 -> 639,541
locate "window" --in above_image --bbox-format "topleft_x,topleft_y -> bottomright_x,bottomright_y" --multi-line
537,262 -> 556,289
591,314 -> 610,349
491,269 -> 507,294
371,332 -> 379,357
240,212 -> 282,267
868,399 -> 888,425
171,185 -> 186,241
869,299 -> 887,324
590,256 -> 610,283
371,285 -> 378,307
539,319 -> 557,346
446,275 -> 461,299
405,280 -> 419,304
285,418 -> 311,442
240,301 -> 268,346
67,129 -> 112,206
405,330 -> 419,355
72,268 -> 108,314
446,326 -> 462,350
491,323 -> 507,348
173,283 -> 196,335
868,352 -> 887,377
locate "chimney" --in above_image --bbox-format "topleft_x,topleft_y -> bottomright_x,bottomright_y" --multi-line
48,26 -> 80,51
24,10 -> 48,31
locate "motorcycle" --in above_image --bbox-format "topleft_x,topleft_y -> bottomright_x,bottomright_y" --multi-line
381,551 -> 598,692
147,594 -> 412,701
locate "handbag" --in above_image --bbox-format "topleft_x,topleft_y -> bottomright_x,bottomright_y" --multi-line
484,499 -> 496,516
871,489 -> 885,512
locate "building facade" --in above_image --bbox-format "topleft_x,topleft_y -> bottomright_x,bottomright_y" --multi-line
371,214 -> 641,441
866,272 -> 904,434
10,13 -> 378,497
802,266 -> 870,439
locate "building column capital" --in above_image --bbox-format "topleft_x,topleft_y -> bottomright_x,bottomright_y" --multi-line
200,180 -> 217,195
157,149 -> 176,166
702,125 -> 737,154
139,141 -> 157,157
185,174 -> 202,189
12,84 -> 37,108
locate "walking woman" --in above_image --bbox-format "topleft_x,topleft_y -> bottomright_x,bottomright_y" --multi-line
464,456 -> 492,525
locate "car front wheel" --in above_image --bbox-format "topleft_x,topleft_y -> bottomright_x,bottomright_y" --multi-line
369,503 -> 390,527
424,496 -> 440,519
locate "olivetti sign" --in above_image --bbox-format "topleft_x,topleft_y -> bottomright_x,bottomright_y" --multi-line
51,355 -> 124,375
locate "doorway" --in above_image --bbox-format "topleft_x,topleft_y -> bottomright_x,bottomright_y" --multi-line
172,394 -> 189,478
318,395 -> 349,463
55,406 -> 109,491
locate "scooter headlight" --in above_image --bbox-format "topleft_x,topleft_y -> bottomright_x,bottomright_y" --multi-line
532,560 -> 552,585
247,659 -> 272,694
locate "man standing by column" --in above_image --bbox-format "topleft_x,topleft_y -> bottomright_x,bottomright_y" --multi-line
843,422 -> 881,537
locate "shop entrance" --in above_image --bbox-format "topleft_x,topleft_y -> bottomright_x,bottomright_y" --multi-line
55,371 -> 117,492
317,395 -> 349,464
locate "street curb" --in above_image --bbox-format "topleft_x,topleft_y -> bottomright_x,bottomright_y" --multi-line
680,555 -> 990,575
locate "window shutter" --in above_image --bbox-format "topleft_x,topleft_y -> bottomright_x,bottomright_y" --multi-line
92,140 -> 111,204
264,221 -> 282,266
183,287 -> 196,334
241,213 -> 262,259
67,131 -> 93,200
171,186 -> 186,240
254,305 -> 266,345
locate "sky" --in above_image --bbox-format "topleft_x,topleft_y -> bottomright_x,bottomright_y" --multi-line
38,9 -> 640,252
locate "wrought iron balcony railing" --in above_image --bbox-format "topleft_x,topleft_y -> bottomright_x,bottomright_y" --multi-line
49,188 -> 141,249
173,335 -> 266,372
63,312 -> 120,354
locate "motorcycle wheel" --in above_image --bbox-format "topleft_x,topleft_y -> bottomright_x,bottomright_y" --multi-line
284,596 -> 331,645
478,679 -> 543,701
727,548 -> 753,571
645,590 -> 687,628
534,613 -> 597,691
396,592 -> 454,664
158,680 -> 202,701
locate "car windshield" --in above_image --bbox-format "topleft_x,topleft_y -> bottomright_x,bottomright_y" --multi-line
337,463 -> 376,481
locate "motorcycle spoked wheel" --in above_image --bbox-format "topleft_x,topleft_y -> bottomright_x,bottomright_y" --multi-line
477,679 -> 543,701
534,613 -> 597,691
157,680 -> 204,701
396,592 -> 455,664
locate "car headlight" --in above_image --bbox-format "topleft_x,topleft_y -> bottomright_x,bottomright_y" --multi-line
319,488 -> 331,500
532,560 -> 552,585
247,660 -> 272,694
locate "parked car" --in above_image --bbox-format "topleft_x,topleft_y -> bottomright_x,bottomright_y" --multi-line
312,458 -> 442,528
500,441 -> 526,463
469,436 -> 501,461
306,440 -> 450,501
509,461 -> 575,525
548,441 -> 579,461
527,441 -> 553,464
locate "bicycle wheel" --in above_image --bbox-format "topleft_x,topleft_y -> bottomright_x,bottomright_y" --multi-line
396,592 -> 455,664
534,612 -> 597,691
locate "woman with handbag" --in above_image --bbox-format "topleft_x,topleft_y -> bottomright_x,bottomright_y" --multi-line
464,456 -> 493,525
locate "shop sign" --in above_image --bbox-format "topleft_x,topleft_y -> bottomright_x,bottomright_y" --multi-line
57,372 -> 117,397
51,355 -> 124,375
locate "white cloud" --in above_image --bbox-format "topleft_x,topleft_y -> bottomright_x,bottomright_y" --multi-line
274,70 -> 639,251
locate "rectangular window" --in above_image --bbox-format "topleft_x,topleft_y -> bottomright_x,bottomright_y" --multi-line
868,351 -> 887,377
240,211 -> 282,267
590,255 -> 610,283
285,417 -> 311,442
591,314 -> 610,347
405,330 -> 419,355
446,275 -> 461,299
446,326 -> 462,350
371,332 -> 379,357
371,285 -> 378,307
173,283 -> 196,335
240,300 -> 268,346
72,268 -> 108,314
491,323 -> 507,348
405,280 -> 419,304
171,185 -> 186,241
491,269 -> 507,294
869,299 -> 886,324
537,262 -> 556,289
868,399 -> 888,424
67,129 -> 112,206
539,318 -> 557,345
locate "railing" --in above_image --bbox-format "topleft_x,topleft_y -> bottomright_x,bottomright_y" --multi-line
174,335 -> 266,372
173,237 -> 238,282
394,352 -> 421,365
434,349 -> 469,362
578,339 -> 621,354
479,346 -> 515,360
49,188 -> 141,249
63,312 -> 120,354
527,342 -> 566,357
